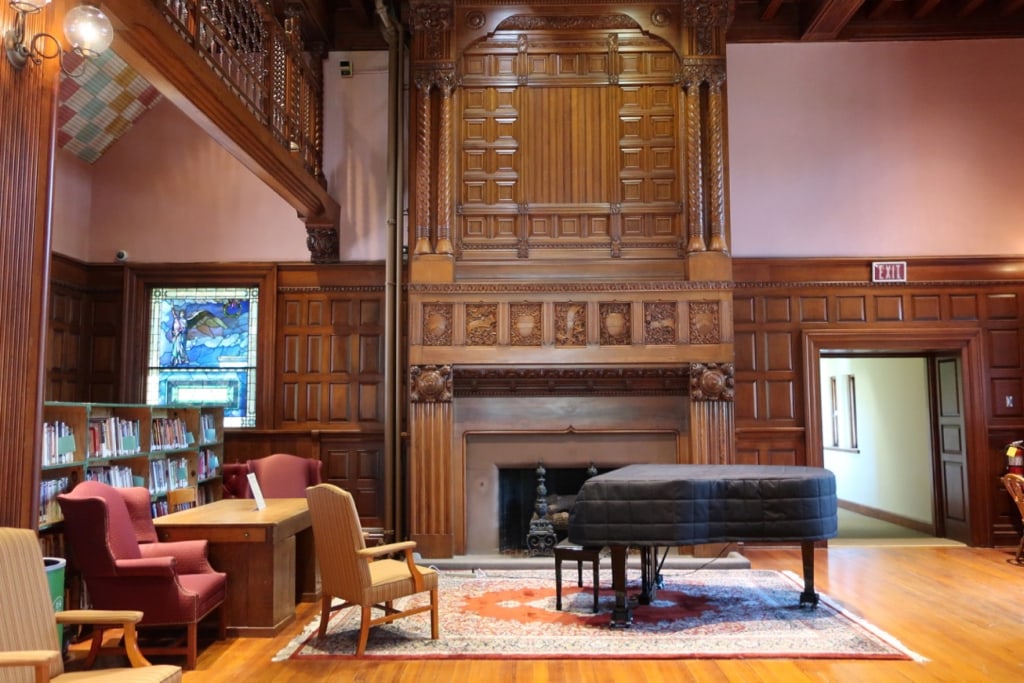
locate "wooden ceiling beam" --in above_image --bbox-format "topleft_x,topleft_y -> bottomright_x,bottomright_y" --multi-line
801,0 -> 871,40
911,0 -> 944,18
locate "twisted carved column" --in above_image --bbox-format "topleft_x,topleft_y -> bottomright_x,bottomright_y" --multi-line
682,67 -> 706,254
413,73 -> 434,255
689,362 -> 735,464
707,73 -> 728,253
408,364 -> 454,557
435,71 -> 456,255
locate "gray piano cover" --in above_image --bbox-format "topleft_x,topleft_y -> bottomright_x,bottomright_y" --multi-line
568,464 -> 838,546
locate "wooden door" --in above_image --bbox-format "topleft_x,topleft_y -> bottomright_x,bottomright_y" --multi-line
932,355 -> 969,543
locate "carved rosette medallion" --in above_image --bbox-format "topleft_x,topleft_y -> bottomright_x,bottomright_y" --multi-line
644,301 -> 677,345
555,302 -> 587,347
509,302 -> 542,346
410,364 -> 453,403
465,303 -> 498,346
422,303 -> 453,346
599,302 -> 631,345
689,301 -> 720,344
690,362 -> 734,402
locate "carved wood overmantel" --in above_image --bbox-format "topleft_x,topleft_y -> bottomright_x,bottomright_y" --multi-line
404,1 -> 736,556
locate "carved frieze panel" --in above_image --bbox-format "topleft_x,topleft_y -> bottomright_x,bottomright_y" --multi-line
465,303 -> 498,346
509,302 -> 543,345
644,301 -> 677,345
554,302 -> 587,346
599,302 -> 631,345
422,302 -> 453,346
689,301 -> 720,344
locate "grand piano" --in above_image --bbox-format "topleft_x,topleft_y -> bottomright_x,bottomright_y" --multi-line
567,464 -> 838,626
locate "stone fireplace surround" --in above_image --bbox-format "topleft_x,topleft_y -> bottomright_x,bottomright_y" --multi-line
456,394 -> 689,555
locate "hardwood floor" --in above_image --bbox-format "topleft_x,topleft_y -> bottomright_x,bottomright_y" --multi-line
172,545 -> 1022,682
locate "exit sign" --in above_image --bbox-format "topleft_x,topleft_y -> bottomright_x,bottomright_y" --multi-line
872,261 -> 907,283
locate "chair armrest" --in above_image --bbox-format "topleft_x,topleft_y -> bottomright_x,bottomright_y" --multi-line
56,609 -> 144,626
139,540 -> 214,573
357,540 -> 426,591
356,540 -> 416,559
54,611 -> 151,668
0,650 -> 60,681
114,556 -> 177,577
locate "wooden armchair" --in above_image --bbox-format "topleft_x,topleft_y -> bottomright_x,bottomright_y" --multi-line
248,453 -> 322,498
56,481 -> 227,670
0,527 -> 182,682
305,483 -> 439,655
1002,473 -> 1024,563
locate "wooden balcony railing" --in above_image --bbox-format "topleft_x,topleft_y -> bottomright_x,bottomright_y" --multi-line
157,0 -> 325,185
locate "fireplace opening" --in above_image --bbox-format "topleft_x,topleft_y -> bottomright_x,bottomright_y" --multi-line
497,465 -> 609,554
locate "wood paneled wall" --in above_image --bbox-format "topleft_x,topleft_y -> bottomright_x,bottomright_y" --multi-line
734,257 -> 1024,547
1,2 -> 62,528
43,256 -> 1024,545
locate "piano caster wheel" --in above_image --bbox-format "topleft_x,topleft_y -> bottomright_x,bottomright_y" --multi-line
799,591 -> 820,608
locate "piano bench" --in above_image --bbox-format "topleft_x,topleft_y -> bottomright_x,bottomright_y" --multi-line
554,539 -> 603,612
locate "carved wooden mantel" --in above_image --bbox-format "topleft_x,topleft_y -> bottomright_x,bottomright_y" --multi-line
405,1 -> 736,557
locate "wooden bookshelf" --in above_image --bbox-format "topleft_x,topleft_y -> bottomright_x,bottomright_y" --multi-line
39,402 -> 225,528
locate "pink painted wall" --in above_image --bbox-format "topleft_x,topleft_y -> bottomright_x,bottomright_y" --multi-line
52,39 -> 1024,263
727,39 -> 1024,258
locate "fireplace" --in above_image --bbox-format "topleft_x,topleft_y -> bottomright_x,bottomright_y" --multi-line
462,424 -> 682,555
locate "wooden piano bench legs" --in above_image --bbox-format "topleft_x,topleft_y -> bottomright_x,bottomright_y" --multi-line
554,539 -> 604,612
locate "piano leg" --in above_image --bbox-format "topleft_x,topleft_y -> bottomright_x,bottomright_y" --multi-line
799,540 -> 820,607
638,546 -> 659,605
609,545 -> 633,627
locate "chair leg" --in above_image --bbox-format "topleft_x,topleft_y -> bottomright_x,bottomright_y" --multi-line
185,621 -> 197,670
318,596 -> 332,639
1016,536 -> 1024,564
84,628 -> 103,669
356,605 -> 372,656
430,588 -> 439,640
555,555 -> 564,610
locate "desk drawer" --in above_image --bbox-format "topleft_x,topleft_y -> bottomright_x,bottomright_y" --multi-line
159,527 -> 268,543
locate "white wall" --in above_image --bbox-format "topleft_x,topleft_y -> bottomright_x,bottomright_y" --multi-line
821,356 -> 934,523
727,39 -> 1024,258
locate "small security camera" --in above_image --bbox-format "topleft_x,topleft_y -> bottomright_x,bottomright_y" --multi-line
115,250 -> 128,262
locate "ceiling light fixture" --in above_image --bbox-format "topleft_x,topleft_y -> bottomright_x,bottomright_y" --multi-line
4,0 -> 113,75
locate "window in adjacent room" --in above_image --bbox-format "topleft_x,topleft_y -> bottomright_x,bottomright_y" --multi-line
146,286 -> 258,427
826,373 -> 858,451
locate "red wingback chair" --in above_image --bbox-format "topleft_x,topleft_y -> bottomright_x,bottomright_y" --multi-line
247,453 -> 322,498
57,481 -> 227,669
220,462 -> 251,499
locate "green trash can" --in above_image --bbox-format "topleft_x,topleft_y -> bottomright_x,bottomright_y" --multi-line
43,557 -> 66,646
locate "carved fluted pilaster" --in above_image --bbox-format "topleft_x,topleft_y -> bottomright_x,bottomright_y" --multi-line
413,73 -> 434,255
689,363 -> 735,464
408,365 -> 454,557
435,71 -> 457,255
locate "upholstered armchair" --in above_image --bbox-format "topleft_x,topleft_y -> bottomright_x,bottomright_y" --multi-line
248,453 -> 322,498
56,481 -> 227,670
220,462 -> 251,499
305,483 -> 439,655
0,526 -> 183,682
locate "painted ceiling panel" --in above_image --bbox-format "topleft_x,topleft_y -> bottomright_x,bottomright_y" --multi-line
57,51 -> 163,164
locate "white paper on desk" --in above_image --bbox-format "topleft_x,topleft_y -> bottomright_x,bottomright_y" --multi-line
247,472 -> 267,510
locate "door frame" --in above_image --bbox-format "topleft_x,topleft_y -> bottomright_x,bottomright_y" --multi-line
802,327 -> 989,547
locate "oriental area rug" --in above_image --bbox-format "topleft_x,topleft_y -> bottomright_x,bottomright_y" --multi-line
273,569 -> 923,662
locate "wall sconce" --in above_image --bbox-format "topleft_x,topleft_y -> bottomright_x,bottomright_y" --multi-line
4,0 -> 113,75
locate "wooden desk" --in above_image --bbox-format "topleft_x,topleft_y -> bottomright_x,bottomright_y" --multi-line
153,498 -> 318,637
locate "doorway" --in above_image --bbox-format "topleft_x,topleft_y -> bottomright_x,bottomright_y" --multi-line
803,329 -> 986,547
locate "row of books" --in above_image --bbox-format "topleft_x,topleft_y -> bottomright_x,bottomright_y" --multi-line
88,416 -> 142,458
85,464 -> 136,488
199,412 -> 219,444
42,421 -> 77,466
197,448 -> 220,480
151,417 -> 189,451
39,476 -> 72,527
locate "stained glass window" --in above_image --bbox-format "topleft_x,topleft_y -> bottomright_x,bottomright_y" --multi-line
146,287 -> 258,427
